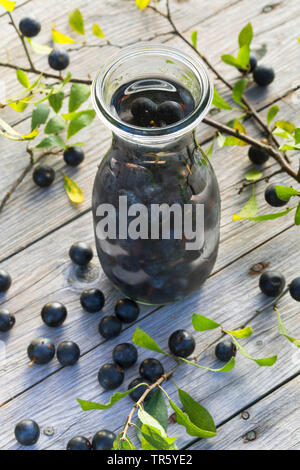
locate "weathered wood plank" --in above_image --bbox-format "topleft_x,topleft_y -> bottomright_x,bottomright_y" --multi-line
188,375 -> 300,450
0,223 -> 299,449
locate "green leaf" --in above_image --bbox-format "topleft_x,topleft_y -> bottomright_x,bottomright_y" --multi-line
192,313 -> 220,332
0,0 -> 15,11
191,31 -> 198,49
234,186 -> 258,219
8,96 -> 32,112
31,103 -> 50,130
212,87 -> 232,110
136,390 -> 168,444
35,135 -> 65,149
69,83 -> 91,113
27,38 -> 52,55
232,78 -> 248,107
275,185 -> 299,201
294,128 -> 300,145
44,115 -> 66,134
77,386 -> 144,411
168,398 -> 216,439
267,105 -> 279,125
233,206 -> 295,222
92,24 -> 105,38
136,0 -> 150,9
245,168 -> 263,181
52,29 -> 75,44
67,110 -> 96,138
275,307 -> 300,347
0,121 -> 38,141
224,327 -> 253,339
238,23 -> 253,48
180,355 -> 235,372
274,120 -> 295,134
221,54 -> 240,68
237,45 -> 250,69
69,8 -> 85,35
205,140 -> 214,159
273,127 -> 293,140
141,424 -> 177,450
229,334 -> 277,366
48,91 -> 64,113
113,434 -> 136,450
132,327 -> 166,354
64,175 -> 84,203
178,388 -> 216,435
218,120 -> 247,147
138,408 -> 167,436
295,202 -> 300,226
16,69 -> 30,88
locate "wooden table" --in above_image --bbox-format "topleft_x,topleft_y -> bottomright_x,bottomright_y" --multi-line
0,0 -> 299,450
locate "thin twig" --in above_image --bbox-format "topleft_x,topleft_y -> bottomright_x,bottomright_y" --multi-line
238,168 -> 285,194
0,62 -> 92,84
7,12 -> 35,69
0,148 -> 61,214
121,371 -> 173,441
203,116 -> 300,182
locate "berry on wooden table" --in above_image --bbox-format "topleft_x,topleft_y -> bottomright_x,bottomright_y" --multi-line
289,277 -> 300,301
215,340 -> 236,362
0,308 -> 15,332
14,420 -> 40,446
98,363 -> 124,390
259,271 -> 286,297
168,329 -> 196,358
57,341 -> 80,366
253,65 -> 275,86
63,147 -> 85,167
128,377 -> 153,402
114,298 -> 139,323
27,338 -> 55,365
69,242 -> 93,266
0,269 -> 12,293
248,146 -> 269,165
32,165 -> 55,188
80,288 -> 105,313
92,430 -> 116,450
264,184 -> 289,207
99,315 -> 122,339
139,358 -> 164,383
67,436 -> 91,450
41,302 -> 67,327
48,49 -> 70,71
113,343 -> 138,369
19,17 -> 41,38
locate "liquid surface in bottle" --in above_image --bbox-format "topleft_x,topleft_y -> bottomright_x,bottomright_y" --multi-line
110,78 -> 195,128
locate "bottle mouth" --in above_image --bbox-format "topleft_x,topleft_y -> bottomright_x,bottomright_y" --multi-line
92,44 -> 213,144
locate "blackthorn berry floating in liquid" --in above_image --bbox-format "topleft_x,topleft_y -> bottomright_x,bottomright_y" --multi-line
19,17 -> 41,37
265,184 -> 289,207
139,358 -> 164,383
0,308 -> 15,332
168,329 -> 196,358
114,298 -> 139,323
157,100 -> 184,125
41,302 -> 67,327
92,430 -> 116,450
48,49 -> 70,71
259,271 -> 286,297
128,377 -> 153,402
57,341 -> 80,366
63,147 -> 85,167
27,338 -> 55,365
0,269 -> 12,292
289,277 -> 300,301
69,241 -> 93,266
14,420 -> 40,446
253,65 -> 275,86
131,97 -> 157,126
80,288 -> 105,313
33,165 -> 55,188
113,343 -> 138,369
99,315 -> 122,339
248,146 -> 269,165
98,363 -> 124,390
67,436 -> 91,450
215,340 -> 236,362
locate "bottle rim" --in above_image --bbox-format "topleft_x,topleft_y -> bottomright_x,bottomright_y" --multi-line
92,43 -> 213,144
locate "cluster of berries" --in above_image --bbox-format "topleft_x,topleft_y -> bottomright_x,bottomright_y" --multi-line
242,52 -> 275,87
130,97 -> 184,127
259,270 -> 300,301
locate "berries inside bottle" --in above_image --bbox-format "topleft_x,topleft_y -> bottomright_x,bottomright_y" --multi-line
111,77 -> 195,128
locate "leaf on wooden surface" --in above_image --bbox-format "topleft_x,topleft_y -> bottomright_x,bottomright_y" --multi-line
63,175 -> 84,203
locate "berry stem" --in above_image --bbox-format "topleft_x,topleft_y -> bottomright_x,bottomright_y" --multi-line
7,12 -> 35,70
256,287 -> 289,314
